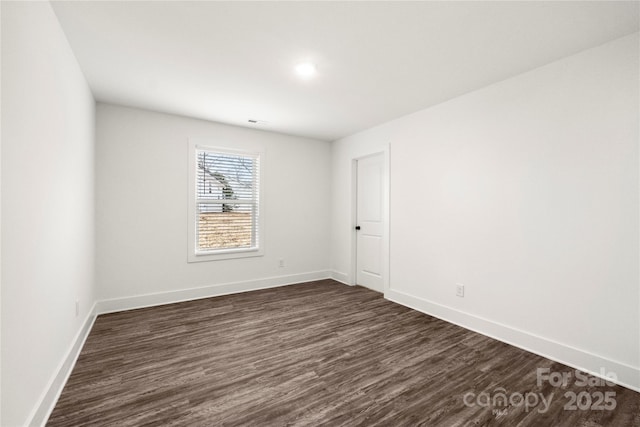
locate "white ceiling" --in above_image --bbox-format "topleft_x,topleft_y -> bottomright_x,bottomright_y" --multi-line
51,1 -> 639,141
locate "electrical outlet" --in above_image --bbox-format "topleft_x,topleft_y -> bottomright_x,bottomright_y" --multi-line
75,300 -> 80,317
456,283 -> 465,298
279,259 -> 285,268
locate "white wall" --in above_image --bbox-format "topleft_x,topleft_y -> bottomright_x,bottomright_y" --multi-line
96,104 -> 331,304
332,33 -> 640,389
1,2 -> 96,426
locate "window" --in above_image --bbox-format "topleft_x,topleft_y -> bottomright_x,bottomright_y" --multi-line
188,142 -> 263,262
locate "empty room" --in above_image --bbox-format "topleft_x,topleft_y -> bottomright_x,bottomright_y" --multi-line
1,1 -> 639,426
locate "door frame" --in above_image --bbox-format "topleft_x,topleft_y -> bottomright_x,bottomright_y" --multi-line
350,146 -> 390,293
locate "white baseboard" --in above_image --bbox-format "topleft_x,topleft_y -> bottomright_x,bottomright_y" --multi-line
95,270 -> 332,314
385,288 -> 640,393
330,270 -> 351,286
28,303 -> 97,427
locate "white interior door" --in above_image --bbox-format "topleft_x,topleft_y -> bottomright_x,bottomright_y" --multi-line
356,153 -> 384,292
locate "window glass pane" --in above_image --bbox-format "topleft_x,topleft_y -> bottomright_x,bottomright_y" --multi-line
195,146 -> 260,253
197,203 -> 255,251
197,151 -> 256,202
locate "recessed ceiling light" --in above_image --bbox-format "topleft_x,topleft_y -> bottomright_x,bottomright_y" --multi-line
294,62 -> 317,79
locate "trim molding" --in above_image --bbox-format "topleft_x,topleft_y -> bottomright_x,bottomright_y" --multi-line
385,288 -> 640,392
28,303 -> 97,427
330,270 -> 351,286
95,270 -> 331,314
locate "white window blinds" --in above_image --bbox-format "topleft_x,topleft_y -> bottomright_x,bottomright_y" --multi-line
195,148 -> 260,253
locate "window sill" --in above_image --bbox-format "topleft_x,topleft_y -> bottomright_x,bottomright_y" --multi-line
188,247 -> 264,263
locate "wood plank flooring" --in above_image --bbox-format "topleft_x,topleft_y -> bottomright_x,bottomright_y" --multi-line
47,280 -> 639,426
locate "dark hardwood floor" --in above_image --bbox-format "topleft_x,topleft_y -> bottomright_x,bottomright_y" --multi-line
47,280 -> 639,426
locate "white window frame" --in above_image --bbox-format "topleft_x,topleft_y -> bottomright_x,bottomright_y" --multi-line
188,140 -> 264,262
